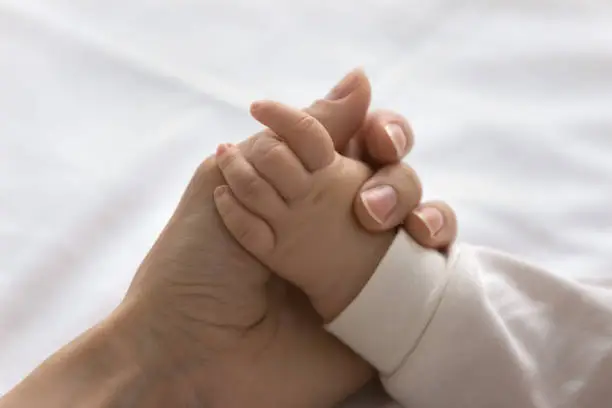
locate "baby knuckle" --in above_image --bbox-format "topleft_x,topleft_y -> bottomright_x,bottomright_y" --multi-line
237,174 -> 263,200
252,135 -> 285,164
293,114 -> 317,133
216,150 -> 239,170
233,224 -> 261,247
251,134 -> 274,154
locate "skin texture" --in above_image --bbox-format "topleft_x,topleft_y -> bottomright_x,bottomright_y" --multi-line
213,100 -> 422,322
0,70 -> 459,408
346,109 -> 458,249
118,71 -> 379,407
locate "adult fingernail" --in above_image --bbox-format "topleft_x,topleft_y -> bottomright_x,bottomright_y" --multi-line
325,69 -> 361,100
413,207 -> 444,237
384,123 -> 407,157
360,185 -> 398,224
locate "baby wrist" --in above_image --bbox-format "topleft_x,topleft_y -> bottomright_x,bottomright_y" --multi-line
325,231 -> 453,374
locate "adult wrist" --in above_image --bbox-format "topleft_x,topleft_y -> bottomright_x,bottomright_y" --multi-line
99,300 -> 213,407
0,303 -> 200,408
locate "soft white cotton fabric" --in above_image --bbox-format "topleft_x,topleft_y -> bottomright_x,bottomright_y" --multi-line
1,1 -> 611,407
330,233 -> 612,407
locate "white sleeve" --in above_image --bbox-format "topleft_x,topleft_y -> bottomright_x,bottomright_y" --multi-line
326,231 -> 612,408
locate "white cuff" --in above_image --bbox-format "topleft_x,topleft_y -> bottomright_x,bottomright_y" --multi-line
326,231 -> 456,375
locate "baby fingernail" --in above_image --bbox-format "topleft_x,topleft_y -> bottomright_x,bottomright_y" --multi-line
213,185 -> 226,198
325,69 -> 361,100
384,123 -> 407,157
361,185 -> 398,224
216,144 -> 227,156
216,143 -> 234,157
413,207 -> 444,237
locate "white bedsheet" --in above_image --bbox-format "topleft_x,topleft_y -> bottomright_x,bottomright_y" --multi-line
1,0 -> 612,405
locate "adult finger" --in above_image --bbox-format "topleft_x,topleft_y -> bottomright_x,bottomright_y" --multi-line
353,163 -> 422,232
344,109 -> 414,166
305,69 -> 372,152
241,69 -> 371,163
405,201 -> 458,251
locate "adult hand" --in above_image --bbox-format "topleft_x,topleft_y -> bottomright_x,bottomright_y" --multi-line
1,70 -> 454,408
349,110 -> 458,250
117,70 -> 380,407
122,71 -> 458,407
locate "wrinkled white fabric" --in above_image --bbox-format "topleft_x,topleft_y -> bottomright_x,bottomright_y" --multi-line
0,1 -> 611,407
330,233 -> 612,407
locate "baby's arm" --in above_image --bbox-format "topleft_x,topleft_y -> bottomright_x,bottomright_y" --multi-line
211,98 -> 612,407
328,232 -> 612,408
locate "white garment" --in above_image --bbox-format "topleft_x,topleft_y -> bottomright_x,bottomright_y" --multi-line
2,1 -> 612,406
329,233 -> 612,408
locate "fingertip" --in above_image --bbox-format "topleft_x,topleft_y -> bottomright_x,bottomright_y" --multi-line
250,100 -> 273,120
216,144 -> 226,157
384,123 -> 409,158
250,100 -> 264,113
216,143 -> 234,158
353,164 -> 422,232
307,70 -> 372,152
213,184 -> 229,200
324,68 -> 370,101
413,207 -> 445,237
361,111 -> 415,164
355,184 -> 399,232
405,201 -> 458,251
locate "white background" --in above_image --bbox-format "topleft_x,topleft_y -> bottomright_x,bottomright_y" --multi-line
1,0 -> 611,404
